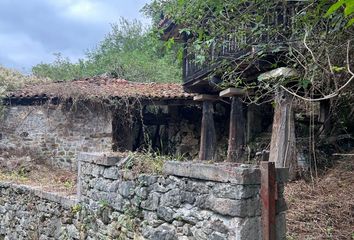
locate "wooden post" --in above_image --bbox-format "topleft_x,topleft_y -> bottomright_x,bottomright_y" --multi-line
319,99 -> 331,135
220,88 -> 246,162
227,97 -> 245,161
247,104 -> 255,143
194,95 -> 218,161
269,88 -> 297,180
260,161 -> 277,240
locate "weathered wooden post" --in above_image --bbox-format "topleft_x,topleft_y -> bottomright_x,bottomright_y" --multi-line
194,94 -> 218,161
260,161 -> 277,240
269,88 -> 297,180
258,67 -> 299,180
219,88 -> 246,162
319,99 -> 331,135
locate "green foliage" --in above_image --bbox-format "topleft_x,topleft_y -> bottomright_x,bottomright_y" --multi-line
123,149 -> 186,175
63,179 -> 74,190
325,0 -> 354,26
98,199 -> 110,209
143,0 -> 303,81
32,18 -> 182,83
71,204 -> 82,214
144,0 -> 354,135
143,0 -> 353,82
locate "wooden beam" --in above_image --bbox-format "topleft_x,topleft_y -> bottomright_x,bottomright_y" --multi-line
260,161 -> 277,240
193,94 -> 219,102
219,88 -> 246,97
227,97 -> 245,162
139,99 -> 198,106
199,101 -> 216,161
269,88 -> 297,180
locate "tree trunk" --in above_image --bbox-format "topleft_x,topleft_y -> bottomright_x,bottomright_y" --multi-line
269,88 -> 297,180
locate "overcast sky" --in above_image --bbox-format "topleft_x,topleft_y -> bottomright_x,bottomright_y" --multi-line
0,0 -> 151,73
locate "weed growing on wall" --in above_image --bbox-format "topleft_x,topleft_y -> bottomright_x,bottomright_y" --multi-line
123,150 -> 186,175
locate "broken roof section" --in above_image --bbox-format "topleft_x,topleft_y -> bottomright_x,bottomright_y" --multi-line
5,76 -> 195,105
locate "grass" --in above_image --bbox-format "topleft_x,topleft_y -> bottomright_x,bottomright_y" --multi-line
123,149 -> 186,175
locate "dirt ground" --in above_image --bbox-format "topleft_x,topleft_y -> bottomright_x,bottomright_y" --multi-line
285,155 -> 354,240
0,161 -> 77,196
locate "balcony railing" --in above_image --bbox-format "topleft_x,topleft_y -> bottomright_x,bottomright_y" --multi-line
183,1 -> 303,85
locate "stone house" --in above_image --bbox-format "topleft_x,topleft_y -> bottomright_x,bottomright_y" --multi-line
1,77 -> 239,170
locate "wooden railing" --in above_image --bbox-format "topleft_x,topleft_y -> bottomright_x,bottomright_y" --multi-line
183,2 -> 302,83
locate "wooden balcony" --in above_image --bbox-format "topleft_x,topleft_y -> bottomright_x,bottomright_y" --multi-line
182,1 -> 303,93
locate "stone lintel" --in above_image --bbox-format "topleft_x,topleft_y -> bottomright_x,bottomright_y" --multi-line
193,94 -> 219,102
257,67 -> 298,81
219,88 -> 246,97
78,152 -> 120,166
163,161 -> 288,184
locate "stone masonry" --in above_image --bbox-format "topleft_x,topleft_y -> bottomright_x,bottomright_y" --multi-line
0,154 -> 288,240
0,105 -> 112,170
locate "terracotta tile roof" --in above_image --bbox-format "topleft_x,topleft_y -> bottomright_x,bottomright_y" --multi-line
7,76 -> 195,101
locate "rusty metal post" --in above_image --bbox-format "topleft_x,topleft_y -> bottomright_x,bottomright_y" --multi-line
261,161 -> 277,240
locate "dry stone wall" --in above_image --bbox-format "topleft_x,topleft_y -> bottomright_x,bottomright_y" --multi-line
0,182 -> 79,240
0,154 -> 288,240
0,105 -> 112,170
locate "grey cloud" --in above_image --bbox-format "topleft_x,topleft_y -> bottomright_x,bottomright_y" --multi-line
0,0 -> 150,72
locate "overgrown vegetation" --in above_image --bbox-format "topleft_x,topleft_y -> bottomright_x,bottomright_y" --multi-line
143,0 -> 354,126
122,150 -> 186,175
0,65 -> 49,114
0,65 -> 48,92
144,0 -> 354,171
0,157 -> 77,195
32,18 -> 181,83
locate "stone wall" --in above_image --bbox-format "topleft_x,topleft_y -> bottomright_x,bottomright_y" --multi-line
0,156 -> 288,239
0,104 -> 112,170
78,155 -> 288,240
0,182 -> 79,240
